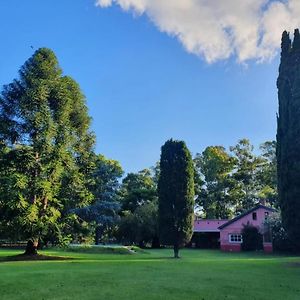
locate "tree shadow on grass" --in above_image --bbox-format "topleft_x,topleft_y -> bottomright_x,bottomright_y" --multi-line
285,262 -> 300,268
0,254 -> 73,263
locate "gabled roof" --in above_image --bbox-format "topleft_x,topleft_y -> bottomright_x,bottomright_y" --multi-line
218,204 -> 276,230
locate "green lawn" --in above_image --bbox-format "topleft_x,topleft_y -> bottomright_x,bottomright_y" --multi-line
0,248 -> 299,300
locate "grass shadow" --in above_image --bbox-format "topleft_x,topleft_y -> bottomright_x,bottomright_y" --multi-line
0,253 -> 73,263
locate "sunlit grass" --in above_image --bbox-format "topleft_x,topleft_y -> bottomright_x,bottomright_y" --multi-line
0,248 -> 299,300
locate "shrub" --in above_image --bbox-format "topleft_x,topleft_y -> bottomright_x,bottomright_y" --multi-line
241,223 -> 263,251
264,212 -> 294,252
116,203 -> 159,248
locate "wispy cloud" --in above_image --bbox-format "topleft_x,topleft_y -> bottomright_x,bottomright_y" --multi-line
95,0 -> 300,63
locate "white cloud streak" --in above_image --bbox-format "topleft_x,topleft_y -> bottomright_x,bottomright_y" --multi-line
95,0 -> 300,63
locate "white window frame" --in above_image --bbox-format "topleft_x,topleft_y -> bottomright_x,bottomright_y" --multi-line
229,234 -> 243,243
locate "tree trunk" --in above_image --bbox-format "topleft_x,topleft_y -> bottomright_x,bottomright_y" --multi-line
95,228 -> 99,245
174,244 -> 180,258
24,239 -> 38,255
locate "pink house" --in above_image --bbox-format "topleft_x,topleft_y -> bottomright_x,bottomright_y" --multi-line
192,204 -> 276,252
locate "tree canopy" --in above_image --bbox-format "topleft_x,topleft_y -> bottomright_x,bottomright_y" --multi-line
158,139 -> 194,258
277,29 -> 300,251
0,48 -> 95,254
194,146 -> 236,219
119,169 -> 157,212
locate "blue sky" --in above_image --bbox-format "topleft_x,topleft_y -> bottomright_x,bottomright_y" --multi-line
0,1 -> 281,173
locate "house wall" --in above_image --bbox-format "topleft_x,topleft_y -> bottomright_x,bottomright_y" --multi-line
220,207 -> 271,252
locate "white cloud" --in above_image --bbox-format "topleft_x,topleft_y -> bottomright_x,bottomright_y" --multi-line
95,0 -> 300,63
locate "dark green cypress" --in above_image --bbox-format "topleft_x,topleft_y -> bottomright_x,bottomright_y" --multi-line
277,30 -> 300,251
281,31 -> 291,56
158,139 -> 194,258
292,29 -> 300,51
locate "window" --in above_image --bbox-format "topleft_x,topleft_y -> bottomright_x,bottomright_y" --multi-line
229,234 -> 243,243
252,212 -> 257,220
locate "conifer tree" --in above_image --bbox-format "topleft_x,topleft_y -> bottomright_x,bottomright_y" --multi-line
158,139 -> 194,258
0,48 -> 95,254
277,30 -> 300,250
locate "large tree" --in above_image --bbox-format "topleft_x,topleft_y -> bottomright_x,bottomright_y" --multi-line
194,146 -> 236,219
119,169 -> 157,212
92,154 -> 123,202
74,201 -> 120,245
277,29 -> 300,250
158,139 -> 194,258
257,141 -> 278,207
73,154 -> 123,244
230,139 -> 263,212
0,48 -> 94,254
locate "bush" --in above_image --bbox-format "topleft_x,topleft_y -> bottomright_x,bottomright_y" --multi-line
116,203 -> 159,247
241,223 -> 263,251
264,212 -> 294,252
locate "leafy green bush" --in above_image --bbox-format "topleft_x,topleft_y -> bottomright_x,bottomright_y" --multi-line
116,203 -> 159,248
241,223 -> 263,251
264,213 -> 294,252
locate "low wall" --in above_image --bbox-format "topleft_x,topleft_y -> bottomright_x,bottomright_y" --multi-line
221,243 -> 273,253
220,244 -> 241,252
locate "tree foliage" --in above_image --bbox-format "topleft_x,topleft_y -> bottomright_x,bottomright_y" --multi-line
158,139 -> 194,258
74,201 -> 120,244
194,146 -> 236,219
194,139 -> 277,219
0,48 -> 95,253
73,155 -> 123,244
257,141 -> 277,206
277,29 -> 300,251
117,202 -> 158,247
230,139 -> 264,211
119,169 -> 157,212
91,154 -> 123,202
241,223 -> 263,251
264,212 -> 294,252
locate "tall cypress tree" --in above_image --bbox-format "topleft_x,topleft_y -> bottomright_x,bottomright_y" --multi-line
158,139 -> 194,258
277,30 -> 300,251
0,48 -> 95,254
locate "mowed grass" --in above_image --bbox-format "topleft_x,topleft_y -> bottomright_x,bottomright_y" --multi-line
0,248 -> 299,300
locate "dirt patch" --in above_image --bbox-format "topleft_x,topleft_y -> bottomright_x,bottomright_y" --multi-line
0,254 -> 72,262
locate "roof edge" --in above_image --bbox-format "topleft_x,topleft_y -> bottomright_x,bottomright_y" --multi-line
218,204 -> 277,230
